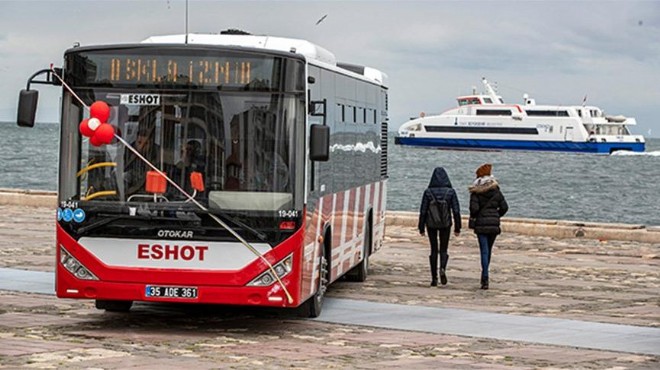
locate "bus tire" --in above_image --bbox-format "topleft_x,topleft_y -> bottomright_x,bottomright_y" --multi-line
301,246 -> 328,318
346,222 -> 372,282
95,299 -> 133,312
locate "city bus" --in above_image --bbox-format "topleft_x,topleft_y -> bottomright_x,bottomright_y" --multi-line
17,30 -> 389,317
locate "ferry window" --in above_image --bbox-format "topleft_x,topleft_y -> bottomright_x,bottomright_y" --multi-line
458,99 -> 468,106
336,104 -> 343,123
526,110 -> 569,117
483,98 -> 493,103
353,106 -> 357,123
476,109 -> 512,116
341,104 -> 345,123
470,98 -> 480,105
363,108 -> 367,124
373,109 -> 377,124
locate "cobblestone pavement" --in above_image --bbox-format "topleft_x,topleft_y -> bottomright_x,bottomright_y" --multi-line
0,204 -> 658,369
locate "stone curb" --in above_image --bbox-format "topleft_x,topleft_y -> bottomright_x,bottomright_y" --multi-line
386,211 -> 660,244
0,188 -> 58,208
1,189 -> 658,243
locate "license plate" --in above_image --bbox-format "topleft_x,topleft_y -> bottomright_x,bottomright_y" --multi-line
145,285 -> 198,299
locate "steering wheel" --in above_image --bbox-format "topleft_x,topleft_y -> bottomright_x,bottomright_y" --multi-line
77,161 -> 118,200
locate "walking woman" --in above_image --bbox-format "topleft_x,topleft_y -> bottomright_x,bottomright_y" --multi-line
418,167 -> 461,286
469,163 -> 508,289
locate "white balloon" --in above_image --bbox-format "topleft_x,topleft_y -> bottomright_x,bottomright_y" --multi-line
88,118 -> 101,131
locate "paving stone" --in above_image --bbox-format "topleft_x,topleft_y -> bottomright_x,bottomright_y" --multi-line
0,312 -> 91,328
0,337 -> 88,356
481,345 -> 620,364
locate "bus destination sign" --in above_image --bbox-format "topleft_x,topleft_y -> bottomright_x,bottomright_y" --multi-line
70,52 -> 277,89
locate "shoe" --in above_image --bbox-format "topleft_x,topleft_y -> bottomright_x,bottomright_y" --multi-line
480,277 -> 489,290
440,269 -> 447,285
431,278 -> 438,287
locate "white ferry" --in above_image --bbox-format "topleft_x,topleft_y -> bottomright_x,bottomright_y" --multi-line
395,78 -> 645,154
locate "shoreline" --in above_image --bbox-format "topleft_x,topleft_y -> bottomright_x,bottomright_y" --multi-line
2,187 -> 658,243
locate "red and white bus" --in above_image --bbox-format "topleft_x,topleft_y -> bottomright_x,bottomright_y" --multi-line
17,30 -> 388,317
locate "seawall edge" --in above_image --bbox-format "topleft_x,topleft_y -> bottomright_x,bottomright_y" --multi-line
1,189 -> 657,243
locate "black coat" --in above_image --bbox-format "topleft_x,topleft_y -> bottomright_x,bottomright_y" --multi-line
418,167 -> 461,233
469,178 -> 508,235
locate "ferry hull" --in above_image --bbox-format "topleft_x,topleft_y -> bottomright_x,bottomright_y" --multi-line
394,137 -> 645,154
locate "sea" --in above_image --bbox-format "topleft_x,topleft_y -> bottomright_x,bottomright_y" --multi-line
1,121 -> 659,226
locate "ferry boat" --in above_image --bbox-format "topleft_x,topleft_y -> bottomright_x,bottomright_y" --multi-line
395,78 -> 645,154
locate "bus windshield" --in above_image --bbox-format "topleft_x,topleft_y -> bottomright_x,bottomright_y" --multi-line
59,47 -> 305,219
56,47 -> 306,244
57,48 -> 307,245
61,89 -> 304,211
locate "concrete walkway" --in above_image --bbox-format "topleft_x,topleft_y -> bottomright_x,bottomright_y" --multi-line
2,267 -> 659,357
319,298 -> 660,357
0,268 -> 54,295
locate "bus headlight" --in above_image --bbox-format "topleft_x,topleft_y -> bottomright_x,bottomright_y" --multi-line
247,253 -> 293,286
60,247 -> 98,280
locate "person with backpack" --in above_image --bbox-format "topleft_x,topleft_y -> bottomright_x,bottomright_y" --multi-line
418,167 -> 461,286
468,163 -> 509,290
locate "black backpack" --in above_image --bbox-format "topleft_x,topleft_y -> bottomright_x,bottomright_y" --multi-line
426,193 -> 452,229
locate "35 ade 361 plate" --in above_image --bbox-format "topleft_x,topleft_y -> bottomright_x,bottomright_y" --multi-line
145,285 -> 198,299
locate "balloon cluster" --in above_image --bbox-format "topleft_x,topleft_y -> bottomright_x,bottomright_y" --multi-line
79,101 -> 115,146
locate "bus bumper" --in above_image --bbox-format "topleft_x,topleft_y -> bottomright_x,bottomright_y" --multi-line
56,264 -> 302,308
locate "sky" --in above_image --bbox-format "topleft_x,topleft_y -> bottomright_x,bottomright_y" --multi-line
1,0 -> 658,137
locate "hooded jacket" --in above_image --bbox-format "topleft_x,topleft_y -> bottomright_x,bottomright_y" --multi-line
469,176 -> 508,235
418,167 -> 461,233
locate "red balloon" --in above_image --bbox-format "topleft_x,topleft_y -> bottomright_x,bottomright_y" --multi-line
90,135 -> 103,147
90,101 -> 110,122
79,119 -> 94,137
94,123 -> 115,144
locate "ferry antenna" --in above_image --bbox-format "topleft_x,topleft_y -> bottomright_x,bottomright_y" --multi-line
185,0 -> 189,44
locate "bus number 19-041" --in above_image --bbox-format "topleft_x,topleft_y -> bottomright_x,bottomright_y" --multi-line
278,210 -> 299,218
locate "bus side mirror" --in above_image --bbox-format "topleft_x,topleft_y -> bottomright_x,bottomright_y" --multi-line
309,100 -> 324,115
310,124 -> 329,162
17,89 -> 39,127
52,68 -> 63,86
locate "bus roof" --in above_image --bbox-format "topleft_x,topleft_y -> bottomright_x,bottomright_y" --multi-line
141,32 -> 387,87
143,33 -> 335,64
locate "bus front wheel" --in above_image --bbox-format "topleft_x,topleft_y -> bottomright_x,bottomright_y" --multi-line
301,248 -> 328,318
95,299 -> 133,312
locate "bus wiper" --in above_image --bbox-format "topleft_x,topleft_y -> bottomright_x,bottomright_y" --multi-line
202,210 -> 268,243
76,214 -> 154,235
77,216 -> 122,235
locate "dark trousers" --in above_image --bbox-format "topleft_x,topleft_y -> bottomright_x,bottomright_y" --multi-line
427,227 -> 450,279
477,233 -> 498,279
